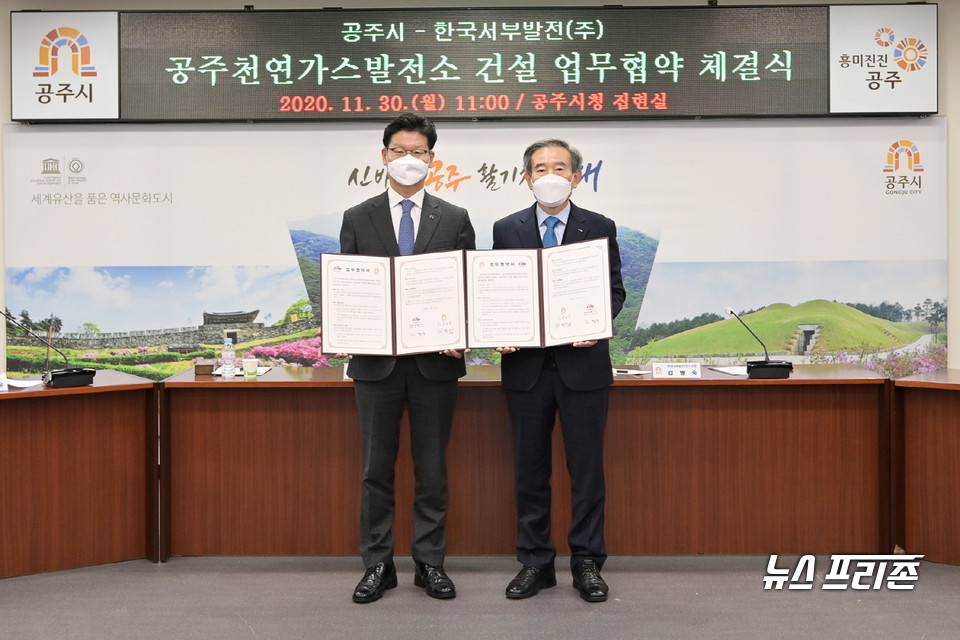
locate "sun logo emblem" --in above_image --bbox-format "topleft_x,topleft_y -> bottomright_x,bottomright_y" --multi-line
874,27 -> 895,47
893,37 -> 928,72
875,27 -> 928,72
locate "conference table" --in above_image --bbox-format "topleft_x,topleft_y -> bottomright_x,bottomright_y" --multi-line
160,364 -> 891,561
894,369 -> 960,564
0,370 -> 158,579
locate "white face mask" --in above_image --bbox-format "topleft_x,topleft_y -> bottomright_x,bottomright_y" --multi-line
387,154 -> 431,186
531,173 -> 573,208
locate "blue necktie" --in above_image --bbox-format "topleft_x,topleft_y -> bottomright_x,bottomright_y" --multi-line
542,216 -> 561,248
398,199 -> 415,255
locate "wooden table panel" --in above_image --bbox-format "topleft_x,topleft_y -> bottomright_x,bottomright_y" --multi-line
161,365 -> 888,558
1,371 -> 156,578
445,386 -> 517,554
896,372 -> 960,564
163,376 -> 519,557
165,386 -> 361,555
605,384 -> 883,554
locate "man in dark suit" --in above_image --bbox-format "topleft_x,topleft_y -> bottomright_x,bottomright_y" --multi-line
493,139 -> 625,603
338,113 -> 475,603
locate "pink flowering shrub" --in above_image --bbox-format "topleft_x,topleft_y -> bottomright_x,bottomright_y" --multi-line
811,342 -> 947,378
247,337 -> 329,367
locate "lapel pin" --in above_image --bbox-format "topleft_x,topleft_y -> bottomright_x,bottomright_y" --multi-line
429,215 -> 436,220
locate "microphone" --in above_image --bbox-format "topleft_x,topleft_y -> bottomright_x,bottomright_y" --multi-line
724,307 -> 793,379
3,310 -> 96,388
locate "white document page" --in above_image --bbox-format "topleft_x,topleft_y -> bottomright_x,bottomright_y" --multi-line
321,253 -> 393,356
394,250 -> 467,355
465,248 -> 542,349
542,238 -> 613,346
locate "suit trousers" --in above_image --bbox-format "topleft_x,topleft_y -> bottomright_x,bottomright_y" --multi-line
505,368 -> 609,571
354,356 -> 458,568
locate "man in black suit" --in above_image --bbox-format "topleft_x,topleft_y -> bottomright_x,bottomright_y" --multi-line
338,113 -> 475,603
493,139 -> 625,603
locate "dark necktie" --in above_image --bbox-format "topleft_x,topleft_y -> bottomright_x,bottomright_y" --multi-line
542,216 -> 561,248
398,199 -> 415,255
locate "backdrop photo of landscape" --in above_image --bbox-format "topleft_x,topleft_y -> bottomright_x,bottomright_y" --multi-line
3,118 -> 947,379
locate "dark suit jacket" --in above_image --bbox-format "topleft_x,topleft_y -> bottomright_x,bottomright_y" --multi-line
492,202 -> 625,392
339,190 -> 476,382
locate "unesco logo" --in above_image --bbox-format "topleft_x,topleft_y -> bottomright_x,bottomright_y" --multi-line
41,158 -> 60,175
35,156 -> 89,185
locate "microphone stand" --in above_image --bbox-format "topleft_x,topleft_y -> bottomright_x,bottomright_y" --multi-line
724,307 -> 793,379
3,310 -> 96,388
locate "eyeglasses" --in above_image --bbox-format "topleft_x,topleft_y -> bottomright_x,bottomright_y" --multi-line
386,147 -> 431,158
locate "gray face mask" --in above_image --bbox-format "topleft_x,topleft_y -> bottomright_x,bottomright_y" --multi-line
387,154 -> 430,186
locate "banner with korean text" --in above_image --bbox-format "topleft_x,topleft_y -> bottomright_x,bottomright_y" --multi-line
10,4 -> 937,122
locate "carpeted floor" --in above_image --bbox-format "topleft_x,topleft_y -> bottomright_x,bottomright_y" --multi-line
1,555 -> 957,639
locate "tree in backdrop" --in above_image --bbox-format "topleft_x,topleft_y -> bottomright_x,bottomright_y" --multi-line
915,298 -> 947,339
36,316 -> 63,334
5,308 -> 64,336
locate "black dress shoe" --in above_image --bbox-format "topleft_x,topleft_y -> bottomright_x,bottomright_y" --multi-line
572,559 -> 608,602
414,562 -> 457,599
505,565 -> 557,599
352,562 -> 397,603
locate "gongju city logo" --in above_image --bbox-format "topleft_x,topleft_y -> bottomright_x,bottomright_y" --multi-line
841,23 -> 932,92
33,26 -> 97,78
874,27 -> 929,73
882,139 -> 923,196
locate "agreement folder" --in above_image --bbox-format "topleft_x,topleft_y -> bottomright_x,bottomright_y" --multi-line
320,238 -> 613,356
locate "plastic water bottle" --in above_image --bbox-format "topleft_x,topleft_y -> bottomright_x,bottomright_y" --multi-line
220,338 -> 236,377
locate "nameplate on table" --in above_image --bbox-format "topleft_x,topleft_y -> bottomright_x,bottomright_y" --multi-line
651,362 -> 702,380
